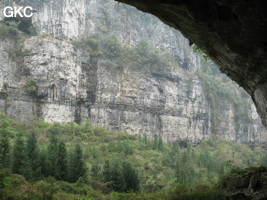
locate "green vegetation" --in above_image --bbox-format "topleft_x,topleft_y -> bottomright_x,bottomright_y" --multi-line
0,16 -> 37,41
0,113 -> 266,199
134,39 -> 161,67
219,166 -> 267,191
25,78 -> 38,96
72,34 -> 103,62
0,24 -> 19,40
192,44 -> 209,61
73,35 -> 172,71
103,35 -> 122,58
4,17 -> 37,35
99,26 -> 109,33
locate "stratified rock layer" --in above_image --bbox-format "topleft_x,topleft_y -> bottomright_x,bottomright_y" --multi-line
115,0 -> 267,129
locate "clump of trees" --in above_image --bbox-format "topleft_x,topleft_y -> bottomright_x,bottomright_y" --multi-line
0,113 -> 141,193
0,131 -> 86,183
0,16 -> 37,41
3,16 -> 37,35
101,160 -> 140,192
0,23 -> 18,40
25,78 -> 38,96
103,35 -> 122,58
134,39 -> 161,67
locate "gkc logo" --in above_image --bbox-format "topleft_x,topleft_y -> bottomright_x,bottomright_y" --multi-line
3,6 -> 33,18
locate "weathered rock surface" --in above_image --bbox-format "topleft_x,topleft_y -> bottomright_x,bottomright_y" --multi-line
0,0 -> 266,145
114,0 -> 267,130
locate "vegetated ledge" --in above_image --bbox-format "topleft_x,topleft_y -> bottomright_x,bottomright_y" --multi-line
114,0 -> 267,129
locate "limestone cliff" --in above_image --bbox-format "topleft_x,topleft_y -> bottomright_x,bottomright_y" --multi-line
0,0 -> 266,145
114,0 -> 267,131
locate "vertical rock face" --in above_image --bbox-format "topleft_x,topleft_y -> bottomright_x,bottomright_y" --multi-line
30,0 -> 201,68
91,61 -> 209,143
114,0 -> 267,131
0,0 -> 266,145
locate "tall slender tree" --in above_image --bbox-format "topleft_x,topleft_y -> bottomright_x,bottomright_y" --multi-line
122,161 -> 140,192
0,113 -> 16,170
47,134 -> 59,177
57,141 -> 68,181
27,132 -> 42,180
68,144 -> 86,182
0,134 -> 10,169
103,160 -> 111,182
40,149 -> 49,177
91,163 -> 101,178
12,134 -> 30,178
111,162 -> 126,192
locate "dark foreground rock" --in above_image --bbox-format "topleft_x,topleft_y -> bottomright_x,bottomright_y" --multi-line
220,166 -> 267,200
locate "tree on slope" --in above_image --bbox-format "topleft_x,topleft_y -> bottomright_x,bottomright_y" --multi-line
0,134 -> 10,169
27,132 -> 42,180
12,134 -> 30,178
68,144 -> 86,182
57,141 -> 68,181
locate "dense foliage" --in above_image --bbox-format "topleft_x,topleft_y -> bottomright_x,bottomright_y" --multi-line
0,113 -> 266,199
0,16 -> 37,40
25,78 -> 38,96
0,24 -> 18,40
